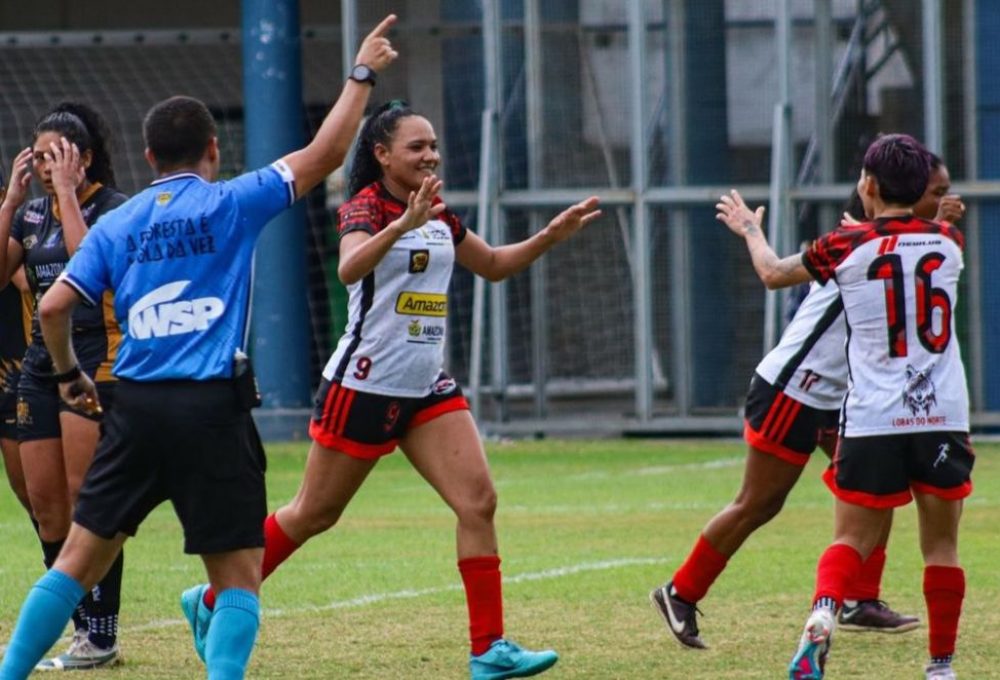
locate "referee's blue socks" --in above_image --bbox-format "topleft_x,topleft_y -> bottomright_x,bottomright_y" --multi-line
205,588 -> 260,680
0,569 -> 85,679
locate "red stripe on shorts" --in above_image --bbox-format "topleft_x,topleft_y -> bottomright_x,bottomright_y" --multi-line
911,479 -> 973,501
320,383 -> 341,428
409,396 -> 470,430
773,399 -> 803,443
759,392 -> 787,437
743,421 -> 810,466
822,466 -> 912,508
764,394 -> 795,440
335,389 -> 357,436
308,421 -> 397,459
328,384 -> 351,431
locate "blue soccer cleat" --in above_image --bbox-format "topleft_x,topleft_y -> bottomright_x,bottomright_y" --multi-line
180,584 -> 212,663
469,639 -> 558,680
788,608 -> 835,680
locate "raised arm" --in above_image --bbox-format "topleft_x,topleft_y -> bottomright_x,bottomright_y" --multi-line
716,189 -> 812,290
47,137 -> 89,255
0,148 -> 32,288
456,197 -> 601,282
338,175 -> 445,285
281,15 -> 399,200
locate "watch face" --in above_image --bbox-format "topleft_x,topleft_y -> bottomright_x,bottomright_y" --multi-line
352,65 -> 375,83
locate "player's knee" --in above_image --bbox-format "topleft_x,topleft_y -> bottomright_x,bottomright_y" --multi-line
292,500 -> 345,538
456,486 -> 497,525
27,499 -> 71,535
734,492 -> 787,528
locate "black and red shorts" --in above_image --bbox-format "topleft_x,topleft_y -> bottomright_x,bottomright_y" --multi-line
823,431 -> 974,509
743,373 -> 840,466
309,372 -> 469,459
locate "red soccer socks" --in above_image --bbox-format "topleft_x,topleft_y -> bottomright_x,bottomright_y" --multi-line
672,534 -> 728,604
843,544 -> 886,601
459,555 -> 504,656
203,512 -> 301,610
813,543 -> 863,607
924,565 -> 964,660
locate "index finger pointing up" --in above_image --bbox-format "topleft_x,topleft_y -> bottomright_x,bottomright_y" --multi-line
367,14 -> 397,39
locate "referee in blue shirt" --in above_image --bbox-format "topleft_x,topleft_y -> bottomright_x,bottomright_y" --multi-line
0,15 -> 398,680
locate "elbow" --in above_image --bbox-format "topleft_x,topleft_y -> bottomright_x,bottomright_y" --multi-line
38,293 -> 63,325
757,269 -> 784,290
337,262 -> 360,287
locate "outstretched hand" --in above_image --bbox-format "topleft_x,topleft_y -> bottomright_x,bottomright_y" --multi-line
395,175 -> 446,234
355,14 -> 399,73
716,189 -> 765,238
542,196 -> 602,243
47,137 -> 85,196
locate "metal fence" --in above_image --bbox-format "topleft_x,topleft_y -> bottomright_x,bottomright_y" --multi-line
2,0 -> 997,436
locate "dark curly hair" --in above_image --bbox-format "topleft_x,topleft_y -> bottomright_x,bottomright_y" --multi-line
34,102 -> 116,187
347,100 -> 417,196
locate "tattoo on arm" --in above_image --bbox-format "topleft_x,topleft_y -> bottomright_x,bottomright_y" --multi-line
742,219 -> 760,237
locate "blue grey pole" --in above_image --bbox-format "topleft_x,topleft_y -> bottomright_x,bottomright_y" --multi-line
242,0 -> 310,407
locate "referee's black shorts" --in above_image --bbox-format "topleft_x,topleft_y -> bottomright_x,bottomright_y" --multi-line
74,378 -> 267,555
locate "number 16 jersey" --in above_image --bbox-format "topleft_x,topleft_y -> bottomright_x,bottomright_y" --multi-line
803,216 -> 968,437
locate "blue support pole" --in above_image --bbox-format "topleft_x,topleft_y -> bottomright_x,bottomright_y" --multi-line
242,0 -> 310,407
976,0 -> 1000,409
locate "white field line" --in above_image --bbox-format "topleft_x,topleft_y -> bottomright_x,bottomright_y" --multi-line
122,556 -> 668,635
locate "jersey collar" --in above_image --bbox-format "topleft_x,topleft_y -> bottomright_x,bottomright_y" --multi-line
150,172 -> 206,187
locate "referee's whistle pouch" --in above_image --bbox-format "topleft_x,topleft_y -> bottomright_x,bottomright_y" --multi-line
233,350 -> 263,411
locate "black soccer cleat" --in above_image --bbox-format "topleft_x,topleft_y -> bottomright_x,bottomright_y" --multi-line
650,582 -> 707,649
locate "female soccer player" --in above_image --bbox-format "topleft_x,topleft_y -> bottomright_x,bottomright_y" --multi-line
719,135 -> 971,680
651,155 -> 964,650
0,103 -> 128,669
0,168 -> 34,518
185,101 -> 601,680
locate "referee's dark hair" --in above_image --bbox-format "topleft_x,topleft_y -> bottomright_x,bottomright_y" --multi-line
35,102 -> 117,187
348,100 -> 415,196
143,96 -> 218,172
862,133 -> 930,207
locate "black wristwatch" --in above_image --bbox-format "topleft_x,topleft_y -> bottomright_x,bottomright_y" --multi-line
348,64 -> 377,86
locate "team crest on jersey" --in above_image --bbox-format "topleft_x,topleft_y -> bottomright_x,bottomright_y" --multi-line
902,364 -> 937,416
408,319 -> 422,337
409,249 -> 429,273
156,191 -> 173,206
432,376 -> 458,395
16,398 -> 31,426
22,234 -> 38,250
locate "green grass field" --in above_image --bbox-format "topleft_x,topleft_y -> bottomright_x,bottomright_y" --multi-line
0,438 -> 996,679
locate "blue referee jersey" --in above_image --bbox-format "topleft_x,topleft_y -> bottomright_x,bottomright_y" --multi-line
61,161 -> 296,381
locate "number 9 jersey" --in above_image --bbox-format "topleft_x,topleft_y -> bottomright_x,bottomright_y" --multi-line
803,216 -> 968,437
323,182 -> 467,398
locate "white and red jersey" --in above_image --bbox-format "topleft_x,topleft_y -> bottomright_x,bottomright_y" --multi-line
755,280 -> 848,411
322,182 -> 467,397
803,216 -> 968,436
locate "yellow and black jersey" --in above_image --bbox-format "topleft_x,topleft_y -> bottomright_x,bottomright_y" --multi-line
11,184 -> 127,380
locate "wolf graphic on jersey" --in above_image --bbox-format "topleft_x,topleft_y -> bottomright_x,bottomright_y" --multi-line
902,364 -> 937,416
